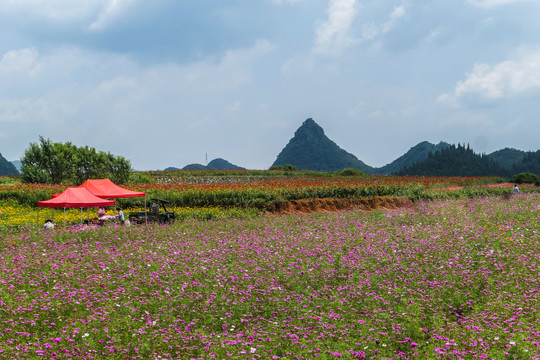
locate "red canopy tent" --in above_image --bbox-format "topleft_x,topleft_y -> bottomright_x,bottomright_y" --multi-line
77,179 -> 145,199
38,187 -> 115,226
77,179 -> 147,224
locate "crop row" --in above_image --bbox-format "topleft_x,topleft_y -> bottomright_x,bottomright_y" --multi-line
1,176 -> 528,210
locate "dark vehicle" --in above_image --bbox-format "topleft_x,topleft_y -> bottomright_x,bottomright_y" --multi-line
128,198 -> 175,224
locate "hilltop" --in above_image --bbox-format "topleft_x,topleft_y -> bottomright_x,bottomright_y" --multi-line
165,158 -> 246,171
272,118 -> 374,173
375,141 -> 450,175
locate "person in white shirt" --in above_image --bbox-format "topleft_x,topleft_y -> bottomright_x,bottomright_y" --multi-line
118,208 -> 125,225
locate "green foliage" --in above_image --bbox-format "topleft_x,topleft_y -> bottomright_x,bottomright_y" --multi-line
512,150 -> 540,177
0,176 -> 20,185
334,168 -> 365,176
20,136 -> 132,185
270,164 -> 297,171
128,172 -> 155,184
21,164 -> 51,184
486,147 -> 526,169
511,172 -> 540,185
398,144 -> 511,177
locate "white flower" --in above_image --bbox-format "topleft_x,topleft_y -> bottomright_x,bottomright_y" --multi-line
250,347 -> 256,353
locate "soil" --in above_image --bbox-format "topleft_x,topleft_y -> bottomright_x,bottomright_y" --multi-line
266,196 -> 412,214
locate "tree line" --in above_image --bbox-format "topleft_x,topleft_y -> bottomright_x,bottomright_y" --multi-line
397,144 -> 511,177
21,137 -> 131,185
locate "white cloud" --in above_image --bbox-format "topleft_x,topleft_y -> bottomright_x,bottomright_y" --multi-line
419,27 -> 445,45
0,0 -> 102,21
314,0 -> 358,55
467,0 -> 536,8
0,0 -> 137,30
0,40 -> 275,164
381,5 -> 406,34
88,0 -> 139,31
359,4 -> 407,43
0,48 -> 39,74
438,49 -> 540,106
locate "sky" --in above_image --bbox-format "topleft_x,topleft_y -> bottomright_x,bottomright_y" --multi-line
1,0 -> 540,170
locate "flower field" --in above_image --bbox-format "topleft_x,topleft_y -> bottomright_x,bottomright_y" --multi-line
1,193 -> 540,359
0,199 -> 261,229
0,175 -> 531,214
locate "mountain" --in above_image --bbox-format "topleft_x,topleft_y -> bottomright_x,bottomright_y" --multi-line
180,158 -> 245,171
182,163 -> 209,171
10,160 -> 22,172
512,150 -> 540,176
486,148 -> 526,169
397,144 -> 511,177
272,118 -> 374,173
0,153 -> 19,175
375,141 -> 450,175
207,158 -> 245,170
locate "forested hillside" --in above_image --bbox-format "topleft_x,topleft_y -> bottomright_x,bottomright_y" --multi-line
398,144 -> 511,177
0,153 -> 19,176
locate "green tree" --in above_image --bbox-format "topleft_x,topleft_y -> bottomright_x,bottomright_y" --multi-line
104,152 -> 132,184
21,137 -> 132,185
21,139 -> 53,184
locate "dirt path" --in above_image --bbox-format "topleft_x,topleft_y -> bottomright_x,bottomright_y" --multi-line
267,196 -> 412,214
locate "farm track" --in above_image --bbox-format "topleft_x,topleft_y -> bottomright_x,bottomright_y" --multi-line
267,195 -> 412,213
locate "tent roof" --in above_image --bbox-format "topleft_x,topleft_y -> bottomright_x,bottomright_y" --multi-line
38,188 -> 115,208
77,179 -> 145,199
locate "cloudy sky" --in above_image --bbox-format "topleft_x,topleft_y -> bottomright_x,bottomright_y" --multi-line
1,0 -> 540,170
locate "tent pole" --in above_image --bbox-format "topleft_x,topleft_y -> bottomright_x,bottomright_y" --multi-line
37,208 -> 40,227
145,195 -> 147,225
80,208 -> 83,224
63,208 -> 66,227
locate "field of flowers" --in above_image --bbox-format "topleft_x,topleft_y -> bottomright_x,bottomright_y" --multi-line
0,174 -> 528,211
1,192 -> 539,359
0,199 -> 261,229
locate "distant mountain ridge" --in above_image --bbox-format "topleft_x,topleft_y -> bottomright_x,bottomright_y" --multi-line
0,153 -> 19,175
165,158 -> 245,171
398,144 -> 511,177
270,118 -> 540,176
485,148 -> 527,169
375,141 -> 450,175
10,160 -> 22,172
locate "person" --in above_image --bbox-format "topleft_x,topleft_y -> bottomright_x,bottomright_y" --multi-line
118,208 -> 125,225
98,207 -> 106,218
43,219 -> 54,229
513,184 -> 519,195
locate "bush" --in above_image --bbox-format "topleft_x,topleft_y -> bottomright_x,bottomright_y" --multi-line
511,172 -> 540,185
129,172 -> 155,184
334,168 -> 365,176
270,164 -> 297,171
